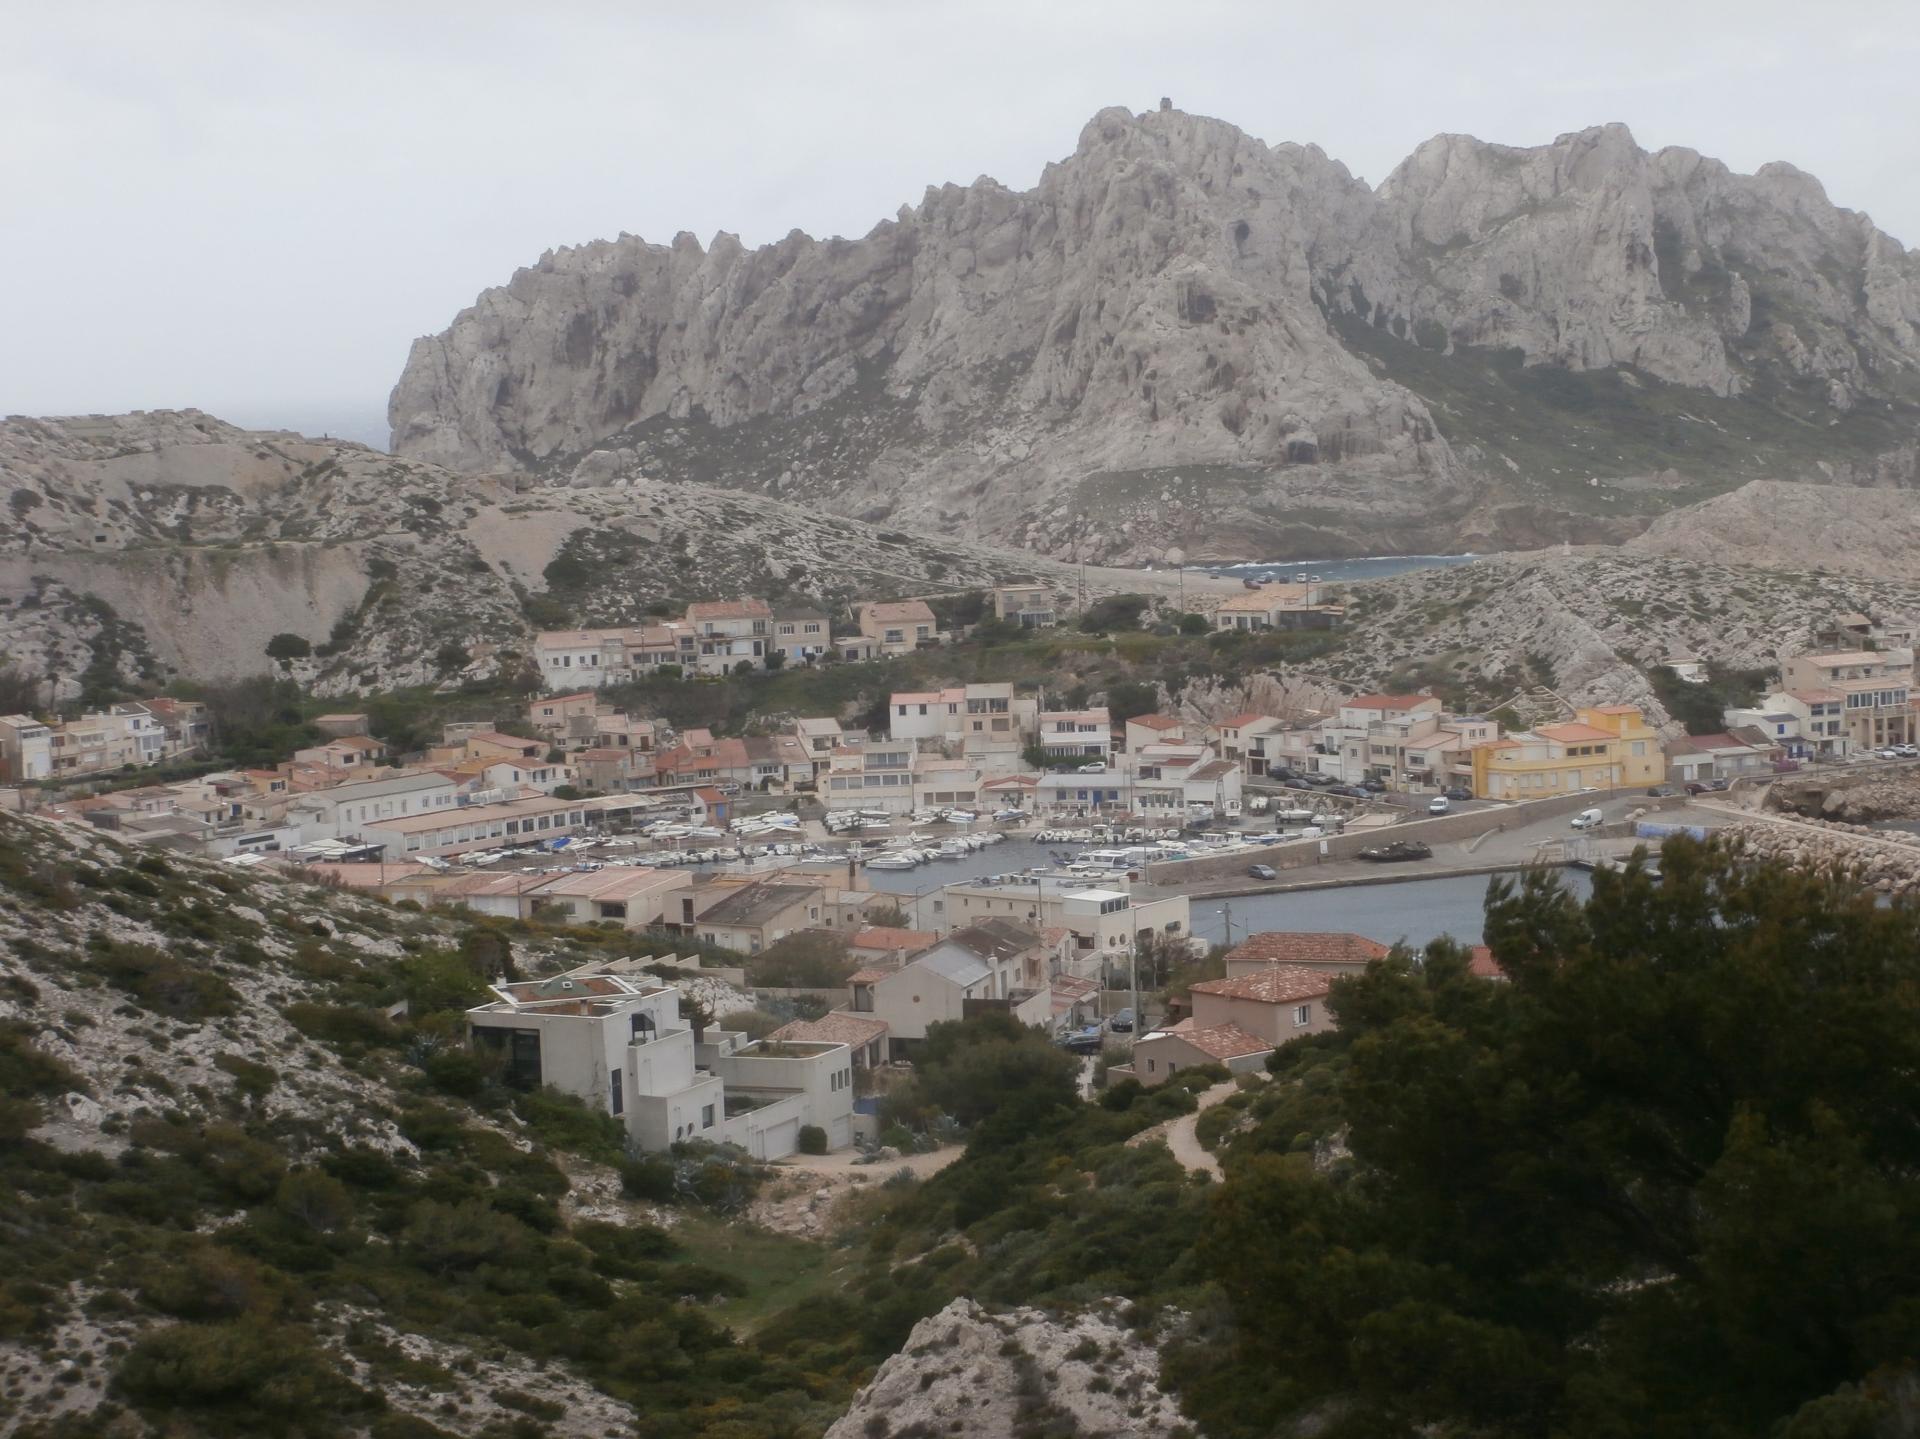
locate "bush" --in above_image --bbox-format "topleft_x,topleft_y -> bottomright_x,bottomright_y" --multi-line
511,1087 -> 626,1164
797,1124 -> 828,1155
620,1155 -> 676,1203
115,1320 -> 377,1427
264,633 -> 312,662
1079,593 -> 1151,633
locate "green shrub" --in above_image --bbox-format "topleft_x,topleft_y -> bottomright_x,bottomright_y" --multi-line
511,1086 -> 626,1164
797,1124 -> 828,1155
115,1320 -> 377,1429
619,1155 -> 675,1202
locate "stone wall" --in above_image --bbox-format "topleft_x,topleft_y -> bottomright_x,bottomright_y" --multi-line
1144,788 -> 1623,886
1723,817 -> 1920,899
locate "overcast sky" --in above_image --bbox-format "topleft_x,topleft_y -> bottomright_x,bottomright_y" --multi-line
5,0 -> 1916,445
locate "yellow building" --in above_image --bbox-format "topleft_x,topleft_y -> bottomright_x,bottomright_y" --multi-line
1470,705 -> 1663,801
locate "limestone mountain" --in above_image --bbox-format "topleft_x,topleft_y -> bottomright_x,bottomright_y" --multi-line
391,103 -> 1920,562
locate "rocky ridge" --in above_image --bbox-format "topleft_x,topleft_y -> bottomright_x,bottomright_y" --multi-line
391,104 -> 1920,561
1309,549 -> 1920,728
0,410 -> 1093,695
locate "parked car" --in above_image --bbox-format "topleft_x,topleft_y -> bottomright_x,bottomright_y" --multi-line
1267,764 -> 1298,781
1108,1007 -> 1136,1034
1427,796 -> 1451,815
1077,761 -> 1107,773
1879,748 -> 1902,760
1684,781 -> 1710,796
1282,777 -> 1313,791
1247,863 -> 1277,880
1357,840 -> 1433,863
1898,745 -> 1920,759
1330,785 -> 1369,799
1646,784 -> 1677,797
1443,785 -> 1473,802
1571,807 -> 1605,830
1360,777 -> 1387,793
1305,774 -> 1339,788
1059,1025 -> 1104,1055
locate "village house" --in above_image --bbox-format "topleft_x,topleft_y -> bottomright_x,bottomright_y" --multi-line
143,697 -> 213,758
653,734 -> 754,791
823,737 -> 916,814
311,712 -> 371,738
743,734 -> 815,790
693,880 -> 827,953
1188,965 -> 1338,1045
522,867 -> 693,930
293,735 -> 388,772
1129,1021 -> 1273,1086
848,926 -> 939,966
848,919 -> 1053,1057
903,873 -> 1189,980
1122,713 -> 1184,752
1212,580 -> 1342,632
764,1011 -> 890,1071
992,583 -> 1058,628
1781,648 -> 1915,753
1469,705 -> 1663,801
527,691 -> 600,741
1206,712 -> 1286,779
1114,740 -> 1242,819
1813,610 -> 1914,654
466,970 -> 854,1158
1664,730 -> 1783,786
912,756 -> 983,811
0,715 -> 53,782
685,599 -> 775,676
857,599 -> 939,656
460,731 -> 547,765
574,747 -> 653,793
1724,690 -> 1850,759
1037,707 -> 1113,766
1221,931 -> 1391,978
770,605 -> 832,663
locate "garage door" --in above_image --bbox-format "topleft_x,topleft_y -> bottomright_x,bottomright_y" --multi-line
830,1114 -> 851,1150
758,1117 -> 799,1161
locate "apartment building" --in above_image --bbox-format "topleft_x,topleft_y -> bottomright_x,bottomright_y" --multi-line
770,606 -> 831,662
902,873 -> 1189,978
0,715 -> 53,781
1724,690 -> 1850,758
1470,705 -> 1663,800
1206,712 -> 1284,778
992,584 -> 1058,627
684,599 -> 775,676
857,600 -> 938,656
1037,707 -> 1113,765
1781,650 -> 1915,752
823,738 -> 916,814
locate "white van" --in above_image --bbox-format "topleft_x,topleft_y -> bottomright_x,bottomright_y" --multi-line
1570,808 -> 1604,830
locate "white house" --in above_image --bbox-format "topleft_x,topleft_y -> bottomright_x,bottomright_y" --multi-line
848,920 -> 1053,1056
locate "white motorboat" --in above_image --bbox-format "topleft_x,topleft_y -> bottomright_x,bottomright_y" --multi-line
864,853 -> 918,871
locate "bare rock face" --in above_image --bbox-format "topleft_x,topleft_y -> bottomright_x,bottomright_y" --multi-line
823,1297 -> 1184,1438
390,106 -> 1920,561
1629,480 -> 1920,580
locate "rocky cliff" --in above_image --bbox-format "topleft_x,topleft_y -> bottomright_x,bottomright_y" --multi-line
1628,478 -> 1920,580
0,410 -> 1093,694
391,104 -> 1920,562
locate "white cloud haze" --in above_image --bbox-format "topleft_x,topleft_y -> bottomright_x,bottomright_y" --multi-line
4,0 -> 1916,444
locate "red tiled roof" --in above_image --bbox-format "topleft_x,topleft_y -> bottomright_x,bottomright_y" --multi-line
1537,723 -> 1615,742
766,1012 -> 889,1047
685,599 -> 773,621
1129,714 -> 1182,730
863,600 -> 936,623
1467,946 -> 1507,980
1214,712 -> 1268,730
846,967 -> 896,985
1223,932 -> 1390,968
1165,1021 -> 1274,1061
1193,964 -> 1337,1004
851,927 -> 937,953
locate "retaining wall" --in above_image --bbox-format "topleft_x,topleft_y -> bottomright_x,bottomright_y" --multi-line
1143,788 -> 1657,887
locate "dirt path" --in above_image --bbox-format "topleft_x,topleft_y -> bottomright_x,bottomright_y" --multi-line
1128,1078 -> 1243,1179
749,1146 -> 964,1237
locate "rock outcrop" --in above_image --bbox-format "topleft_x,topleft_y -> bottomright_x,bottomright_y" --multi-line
823,1297 -> 1184,1438
391,105 -> 1920,561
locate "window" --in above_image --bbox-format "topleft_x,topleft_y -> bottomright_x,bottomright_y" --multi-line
609,1067 -> 624,1115
1293,1004 -> 1312,1027
702,1103 -> 715,1128
1146,1058 -> 1157,1073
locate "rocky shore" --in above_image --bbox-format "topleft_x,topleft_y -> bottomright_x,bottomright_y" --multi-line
1723,817 -> 1920,898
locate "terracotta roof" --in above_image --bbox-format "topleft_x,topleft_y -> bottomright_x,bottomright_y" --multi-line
1787,688 -> 1844,704
846,967 -> 896,985
765,1012 -> 889,1047
1214,712 -> 1268,730
851,926 -> 937,953
1346,693 -> 1431,711
1536,723 -> 1616,742
1163,1021 -> 1274,1061
862,600 -> 936,623
1218,583 -> 1313,612
1188,760 -> 1238,781
1224,932 -> 1390,968
1193,964 -> 1337,1004
685,598 -> 773,621
1467,946 -> 1507,980
1128,714 -> 1182,730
